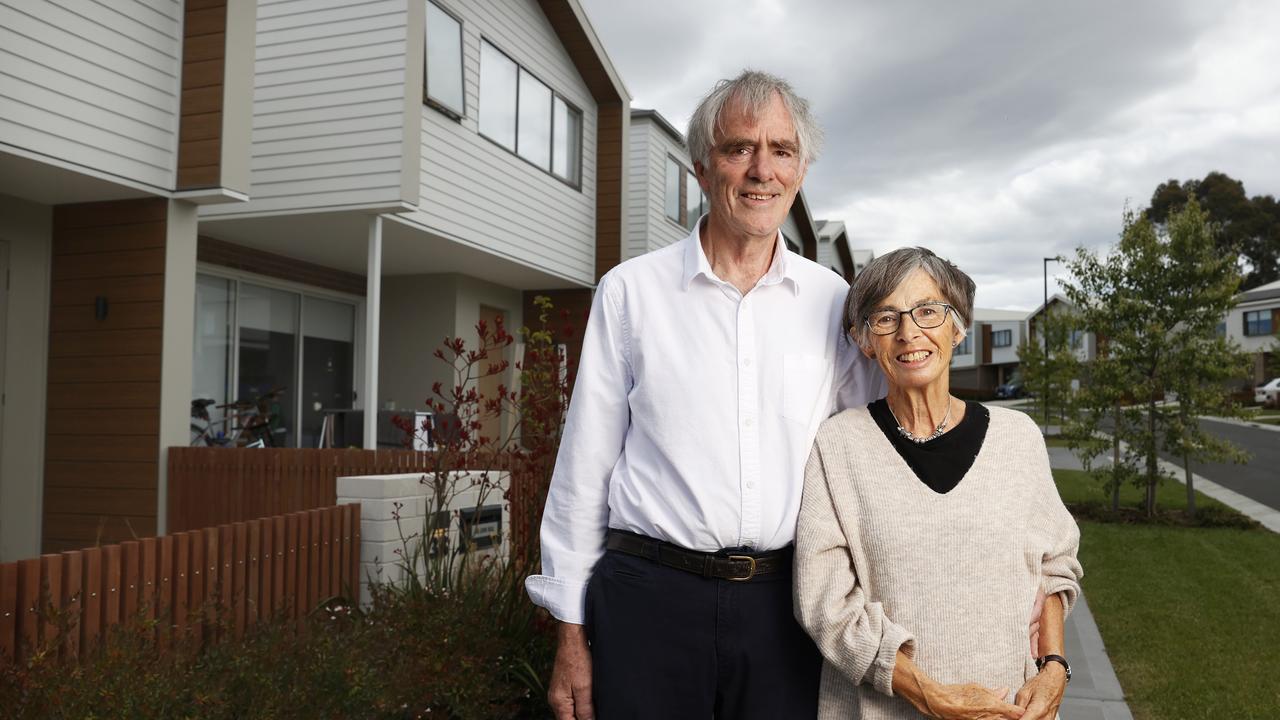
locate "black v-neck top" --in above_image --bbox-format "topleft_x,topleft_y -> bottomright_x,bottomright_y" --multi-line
867,398 -> 990,494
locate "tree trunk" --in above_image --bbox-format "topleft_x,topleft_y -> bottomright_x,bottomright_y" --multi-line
1185,447 -> 1196,520
1146,399 -> 1158,517
1111,404 -> 1121,511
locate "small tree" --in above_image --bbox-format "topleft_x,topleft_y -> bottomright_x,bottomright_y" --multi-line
1062,198 -> 1252,518
1017,305 -> 1081,425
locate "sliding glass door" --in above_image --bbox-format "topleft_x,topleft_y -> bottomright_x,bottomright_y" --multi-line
193,272 -> 358,448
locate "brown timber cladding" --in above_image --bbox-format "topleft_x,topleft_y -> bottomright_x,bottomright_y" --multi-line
44,199 -> 170,554
197,236 -> 367,296
0,504 -> 360,667
166,448 -> 545,566
178,0 -> 227,189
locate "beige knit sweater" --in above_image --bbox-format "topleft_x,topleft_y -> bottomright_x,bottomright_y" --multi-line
794,405 -> 1082,719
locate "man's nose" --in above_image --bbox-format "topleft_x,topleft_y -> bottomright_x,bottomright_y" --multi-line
748,147 -> 776,182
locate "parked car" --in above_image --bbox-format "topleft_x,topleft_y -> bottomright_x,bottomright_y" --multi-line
1256,377 -> 1280,407
995,381 -> 1028,399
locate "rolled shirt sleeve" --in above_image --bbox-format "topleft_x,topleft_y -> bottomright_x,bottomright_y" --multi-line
1024,415 -> 1083,616
524,273 -> 633,624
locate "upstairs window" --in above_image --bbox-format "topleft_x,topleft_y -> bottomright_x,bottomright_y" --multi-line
664,157 -> 682,223
992,329 -> 1012,348
479,39 -> 583,187
954,335 -> 972,356
1244,309 -> 1274,337
664,156 -> 706,229
424,1 -> 464,117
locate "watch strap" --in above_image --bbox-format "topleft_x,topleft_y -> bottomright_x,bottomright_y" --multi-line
1036,654 -> 1071,682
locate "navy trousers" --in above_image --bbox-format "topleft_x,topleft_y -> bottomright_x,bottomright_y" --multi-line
584,546 -> 822,719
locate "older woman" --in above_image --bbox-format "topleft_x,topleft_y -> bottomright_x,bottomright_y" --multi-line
794,247 -> 1082,720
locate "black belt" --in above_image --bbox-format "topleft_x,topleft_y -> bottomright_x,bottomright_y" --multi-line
605,529 -> 790,581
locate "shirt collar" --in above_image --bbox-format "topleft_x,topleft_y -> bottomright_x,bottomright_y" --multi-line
681,218 -> 801,296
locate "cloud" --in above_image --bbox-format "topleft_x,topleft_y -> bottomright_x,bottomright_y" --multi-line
580,0 -> 1280,309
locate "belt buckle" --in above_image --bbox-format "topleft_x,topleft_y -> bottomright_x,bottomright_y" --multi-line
726,554 -> 756,581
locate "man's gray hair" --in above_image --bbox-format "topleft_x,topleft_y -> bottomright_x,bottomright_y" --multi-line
844,247 -> 976,349
686,70 -> 824,167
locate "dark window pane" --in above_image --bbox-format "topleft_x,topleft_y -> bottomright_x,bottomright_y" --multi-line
300,297 -> 355,449
237,284 -> 298,447
479,41 -> 517,149
517,69 -> 552,170
552,96 -> 581,184
424,1 -> 464,114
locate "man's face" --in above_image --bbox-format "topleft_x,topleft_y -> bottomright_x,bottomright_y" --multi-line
695,92 -> 806,243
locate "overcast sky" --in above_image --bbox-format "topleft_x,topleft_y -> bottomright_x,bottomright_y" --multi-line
578,0 -> 1280,310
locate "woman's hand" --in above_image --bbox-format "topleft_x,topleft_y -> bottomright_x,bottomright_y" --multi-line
912,682 -> 1025,720
1014,663 -> 1067,720
894,653 -> 1024,719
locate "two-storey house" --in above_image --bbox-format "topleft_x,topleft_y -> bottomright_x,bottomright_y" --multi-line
1,0 -> 257,557
950,308 -> 1030,398
0,0 -> 628,559
1224,279 -> 1279,383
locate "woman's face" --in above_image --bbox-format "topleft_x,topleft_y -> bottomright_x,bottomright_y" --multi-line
860,269 -> 963,392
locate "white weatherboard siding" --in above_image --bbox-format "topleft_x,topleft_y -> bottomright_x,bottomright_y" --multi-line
782,212 -> 804,253
0,0 -> 181,190
203,0 -> 412,216
990,320 -> 1023,364
626,116 -> 691,259
407,0 -> 598,286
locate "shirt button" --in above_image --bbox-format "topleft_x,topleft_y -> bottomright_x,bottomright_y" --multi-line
743,417 -> 753,427
746,481 -> 755,489
743,357 -> 752,366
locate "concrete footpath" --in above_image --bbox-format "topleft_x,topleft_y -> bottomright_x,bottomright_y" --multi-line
1047,446 -> 1134,720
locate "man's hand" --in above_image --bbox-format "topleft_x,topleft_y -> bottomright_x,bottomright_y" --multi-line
1028,587 -> 1045,657
1014,663 -> 1067,720
548,622 -> 594,720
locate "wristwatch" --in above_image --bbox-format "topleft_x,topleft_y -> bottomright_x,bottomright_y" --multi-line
1036,654 -> 1072,683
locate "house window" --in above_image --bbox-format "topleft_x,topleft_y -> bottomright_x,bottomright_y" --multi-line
684,169 -> 706,228
1070,330 -> 1085,349
424,1 -> 464,117
664,156 -> 682,223
552,97 -> 581,184
192,272 -> 358,449
479,39 -> 583,187
992,329 -> 1012,348
1244,310 -> 1273,337
664,156 -> 705,229
955,335 -> 972,356
479,41 -> 518,150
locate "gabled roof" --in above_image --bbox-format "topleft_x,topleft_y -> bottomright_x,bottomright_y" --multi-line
973,308 -> 1030,322
1026,293 -> 1075,321
538,0 -> 630,103
1238,278 -> 1280,304
631,108 -> 686,147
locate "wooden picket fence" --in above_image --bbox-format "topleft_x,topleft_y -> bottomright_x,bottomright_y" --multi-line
0,503 -> 360,667
167,447 -> 547,560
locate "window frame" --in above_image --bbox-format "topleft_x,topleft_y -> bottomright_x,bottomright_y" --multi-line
195,264 -> 364,449
477,36 -> 584,191
954,335 -> 973,356
664,153 -> 705,231
992,329 -> 1013,348
423,0 -> 466,121
1243,309 -> 1274,337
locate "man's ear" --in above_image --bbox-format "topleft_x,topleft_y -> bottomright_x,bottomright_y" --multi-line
693,161 -> 709,192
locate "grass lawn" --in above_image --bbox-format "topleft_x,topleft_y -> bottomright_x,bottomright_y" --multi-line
1053,469 -> 1280,719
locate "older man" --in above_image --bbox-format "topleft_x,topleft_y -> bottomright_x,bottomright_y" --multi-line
525,71 -> 884,719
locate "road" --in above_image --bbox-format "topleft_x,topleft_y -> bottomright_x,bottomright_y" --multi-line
1158,418 -> 1280,511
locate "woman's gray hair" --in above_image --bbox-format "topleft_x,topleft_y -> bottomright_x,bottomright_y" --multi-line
844,247 -> 976,349
686,70 -> 824,167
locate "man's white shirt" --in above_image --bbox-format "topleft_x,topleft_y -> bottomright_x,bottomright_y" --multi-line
525,224 -> 886,624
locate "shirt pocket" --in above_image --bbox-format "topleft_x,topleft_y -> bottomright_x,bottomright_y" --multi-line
781,353 -> 831,423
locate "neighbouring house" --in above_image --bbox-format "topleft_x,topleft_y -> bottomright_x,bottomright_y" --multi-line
950,308 -> 1032,399
1224,278 -> 1279,384
0,0 -> 628,560
1026,294 -> 1096,365
624,107 -> 828,264
814,220 -> 858,281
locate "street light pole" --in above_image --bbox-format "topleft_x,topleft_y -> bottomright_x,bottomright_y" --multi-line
1043,256 -> 1061,427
